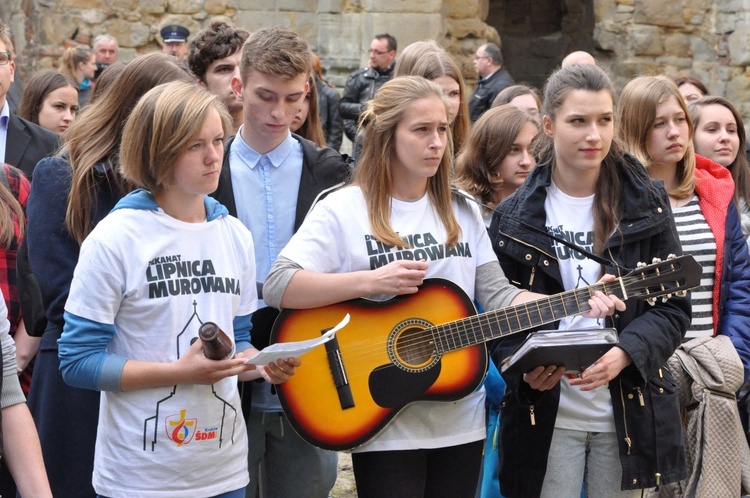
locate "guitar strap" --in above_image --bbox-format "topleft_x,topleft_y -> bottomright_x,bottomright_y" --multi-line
451,187 -> 630,272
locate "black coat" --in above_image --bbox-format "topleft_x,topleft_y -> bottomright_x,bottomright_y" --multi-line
468,67 -> 515,122
316,78 -> 343,152
5,113 -> 59,181
488,155 -> 690,497
339,65 -> 394,141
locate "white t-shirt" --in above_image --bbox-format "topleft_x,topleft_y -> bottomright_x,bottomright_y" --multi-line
65,206 -> 257,497
545,183 -> 615,433
278,186 -> 499,452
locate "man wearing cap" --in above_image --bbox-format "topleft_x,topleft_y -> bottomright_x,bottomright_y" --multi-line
160,24 -> 190,64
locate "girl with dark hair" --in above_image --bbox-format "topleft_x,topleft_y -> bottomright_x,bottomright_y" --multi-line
688,95 -> 750,247
455,105 -> 538,225
290,74 -> 327,147
489,64 -> 690,497
17,70 -> 78,134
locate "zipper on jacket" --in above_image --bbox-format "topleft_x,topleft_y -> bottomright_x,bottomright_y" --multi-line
529,404 -> 536,426
619,379 -> 632,455
636,386 -> 645,406
529,266 -> 536,287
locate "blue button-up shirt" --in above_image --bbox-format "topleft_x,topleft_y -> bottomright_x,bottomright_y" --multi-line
229,130 -> 302,307
0,101 -> 9,164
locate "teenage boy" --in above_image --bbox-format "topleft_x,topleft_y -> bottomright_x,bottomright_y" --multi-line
212,25 -> 350,498
187,21 -> 248,134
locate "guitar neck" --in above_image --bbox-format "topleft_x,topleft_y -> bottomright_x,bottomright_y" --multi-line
431,278 -> 627,354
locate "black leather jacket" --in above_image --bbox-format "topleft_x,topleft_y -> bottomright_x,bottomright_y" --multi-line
468,67 -> 515,122
339,63 -> 395,141
488,154 -> 689,497
316,77 -> 343,152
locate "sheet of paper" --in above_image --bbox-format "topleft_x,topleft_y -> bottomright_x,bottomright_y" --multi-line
244,313 -> 349,365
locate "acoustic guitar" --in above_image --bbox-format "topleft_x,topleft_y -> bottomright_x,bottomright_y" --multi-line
269,255 -> 700,451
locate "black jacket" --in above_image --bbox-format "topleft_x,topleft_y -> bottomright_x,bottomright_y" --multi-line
488,155 -> 689,497
339,64 -> 394,141
5,113 -> 59,181
212,133 -> 350,230
316,78 -> 343,152
468,67 -> 515,122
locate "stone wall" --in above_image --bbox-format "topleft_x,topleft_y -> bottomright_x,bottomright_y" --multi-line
0,0 -> 499,89
2,0 -> 750,120
593,0 -> 750,119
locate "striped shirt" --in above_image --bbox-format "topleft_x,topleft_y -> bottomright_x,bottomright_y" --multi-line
672,196 -> 716,338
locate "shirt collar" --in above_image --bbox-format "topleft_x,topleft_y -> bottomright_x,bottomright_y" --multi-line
233,128 -> 295,169
0,100 -> 9,127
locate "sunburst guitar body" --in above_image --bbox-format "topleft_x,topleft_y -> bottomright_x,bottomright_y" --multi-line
270,255 -> 701,451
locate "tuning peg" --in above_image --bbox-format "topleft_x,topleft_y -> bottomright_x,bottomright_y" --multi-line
676,290 -> 687,297
647,297 -> 657,306
661,294 -> 672,303
667,254 -> 676,260
652,257 -> 663,264
636,261 -> 647,269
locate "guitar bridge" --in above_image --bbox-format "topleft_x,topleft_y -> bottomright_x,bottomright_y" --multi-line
323,329 -> 354,410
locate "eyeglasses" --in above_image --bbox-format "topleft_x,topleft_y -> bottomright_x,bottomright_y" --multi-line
0,52 -> 11,65
473,55 -> 490,61
368,49 -> 391,56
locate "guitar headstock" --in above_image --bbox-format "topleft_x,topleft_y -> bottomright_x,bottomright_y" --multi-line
623,254 -> 701,305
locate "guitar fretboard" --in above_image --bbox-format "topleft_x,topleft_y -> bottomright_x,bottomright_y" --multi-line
432,280 -> 625,354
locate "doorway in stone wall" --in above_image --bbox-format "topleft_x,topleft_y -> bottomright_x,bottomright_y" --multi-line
486,0 -> 596,90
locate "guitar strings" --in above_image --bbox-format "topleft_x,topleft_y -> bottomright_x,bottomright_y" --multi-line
310,270 -> 683,370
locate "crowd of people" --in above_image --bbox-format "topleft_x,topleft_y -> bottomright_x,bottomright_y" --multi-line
0,14 -> 749,498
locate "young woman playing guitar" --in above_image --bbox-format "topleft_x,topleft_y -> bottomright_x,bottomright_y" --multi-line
263,75 -> 624,498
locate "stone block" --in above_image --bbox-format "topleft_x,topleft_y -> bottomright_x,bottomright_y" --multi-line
167,0 -> 201,14
106,18 -> 151,47
236,0 -> 274,10
729,30 -> 750,66
277,0 -> 317,11
139,0 -> 167,15
442,0 -> 481,19
689,35 -> 714,62
362,0 -> 441,14
593,22 -> 620,52
317,13 -> 362,59
634,0 -> 684,28
657,55 -> 693,69
59,0 -> 106,8
444,17 -> 491,39
111,0 -> 139,9
40,14 -> 80,45
663,32 -> 690,57
204,0 -> 228,15
617,0 -> 635,5
595,0 -> 616,22
632,25 -> 663,56
81,9 -> 107,24
362,12 -> 442,55
616,4 -> 634,13
317,0 -> 347,14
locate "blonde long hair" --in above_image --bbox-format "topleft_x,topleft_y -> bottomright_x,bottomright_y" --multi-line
64,52 -> 194,243
355,76 -> 460,247
394,41 -> 470,154
618,75 -> 696,200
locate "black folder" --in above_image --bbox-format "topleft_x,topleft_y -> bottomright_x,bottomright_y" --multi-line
500,328 -> 619,375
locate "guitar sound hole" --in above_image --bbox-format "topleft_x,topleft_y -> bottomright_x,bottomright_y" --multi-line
394,327 -> 435,367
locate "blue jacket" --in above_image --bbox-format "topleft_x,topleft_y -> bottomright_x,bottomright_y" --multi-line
692,155 -> 750,379
488,154 -> 690,497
